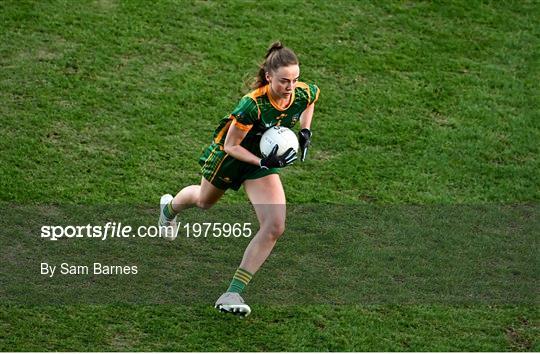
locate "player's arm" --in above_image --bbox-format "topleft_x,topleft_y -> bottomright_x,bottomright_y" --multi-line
223,122 -> 261,166
299,102 -> 315,131
224,121 -> 297,169
298,102 -> 315,161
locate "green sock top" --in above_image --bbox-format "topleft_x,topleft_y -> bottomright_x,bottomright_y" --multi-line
226,268 -> 253,294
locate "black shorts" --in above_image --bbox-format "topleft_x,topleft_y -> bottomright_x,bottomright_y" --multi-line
199,144 -> 279,191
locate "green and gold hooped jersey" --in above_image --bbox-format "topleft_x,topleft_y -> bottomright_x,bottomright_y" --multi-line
211,82 -> 320,155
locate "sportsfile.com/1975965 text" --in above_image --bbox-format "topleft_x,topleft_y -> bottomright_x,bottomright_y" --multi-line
40,222 -> 253,241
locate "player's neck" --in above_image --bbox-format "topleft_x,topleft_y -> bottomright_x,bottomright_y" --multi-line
268,86 -> 291,109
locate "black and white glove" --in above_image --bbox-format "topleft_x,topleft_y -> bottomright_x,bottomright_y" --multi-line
260,145 -> 297,169
298,128 -> 312,162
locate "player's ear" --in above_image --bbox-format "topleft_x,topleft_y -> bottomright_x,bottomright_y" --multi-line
265,71 -> 271,83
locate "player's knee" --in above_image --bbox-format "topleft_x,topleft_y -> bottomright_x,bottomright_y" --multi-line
262,219 -> 286,240
196,200 -> 215,210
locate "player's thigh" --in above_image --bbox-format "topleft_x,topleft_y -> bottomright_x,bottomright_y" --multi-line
199,177 -> 226,209
243,173 -> 285,204
243,174 -> 286,229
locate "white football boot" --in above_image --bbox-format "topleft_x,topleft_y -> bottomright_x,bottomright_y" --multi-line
159,194 -> 178,240
214,292 -> 251,317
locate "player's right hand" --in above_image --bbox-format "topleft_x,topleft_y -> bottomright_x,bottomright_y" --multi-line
260,145 -> 297,169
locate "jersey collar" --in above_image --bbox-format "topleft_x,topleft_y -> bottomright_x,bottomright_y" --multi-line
265,85 -> 295,111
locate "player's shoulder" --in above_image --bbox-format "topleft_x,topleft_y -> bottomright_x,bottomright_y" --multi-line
245,86 -> 267,101
231,87 -> 263,121
236,88 -> 263,110
295,82 -> 320,105
296,81 -> 319,93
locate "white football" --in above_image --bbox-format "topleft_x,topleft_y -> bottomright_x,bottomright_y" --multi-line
260,126 -> 299,157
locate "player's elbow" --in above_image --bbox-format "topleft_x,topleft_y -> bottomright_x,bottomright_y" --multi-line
223,143 -> 234,155
223,142 -> 239,156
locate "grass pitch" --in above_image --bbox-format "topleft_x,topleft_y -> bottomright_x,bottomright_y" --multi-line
1,0 -> 538,351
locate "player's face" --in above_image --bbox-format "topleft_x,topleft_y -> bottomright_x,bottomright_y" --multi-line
267,64 -> 300,100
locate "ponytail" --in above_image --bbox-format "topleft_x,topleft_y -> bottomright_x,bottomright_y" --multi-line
252,41 -> 298,89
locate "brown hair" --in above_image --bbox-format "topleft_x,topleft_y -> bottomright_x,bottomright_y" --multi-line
252,41 -> 299,89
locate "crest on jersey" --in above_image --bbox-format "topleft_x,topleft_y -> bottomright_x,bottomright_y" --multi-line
291,113 -> 300,125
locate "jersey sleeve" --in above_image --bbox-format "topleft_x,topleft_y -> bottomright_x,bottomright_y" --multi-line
230,96 -> 259,132
307,83 -> 320,105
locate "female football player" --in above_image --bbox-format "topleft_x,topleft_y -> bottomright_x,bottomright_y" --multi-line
159,41 -> 320,316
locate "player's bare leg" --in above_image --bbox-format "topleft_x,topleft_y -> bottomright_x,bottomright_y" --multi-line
159,178 -> 224,239
215,174 -> 286,316
240,174 -> 286,273
172,177 -> 225,211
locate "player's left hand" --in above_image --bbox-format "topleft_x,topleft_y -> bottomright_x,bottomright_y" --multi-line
298,128 -> 312,162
